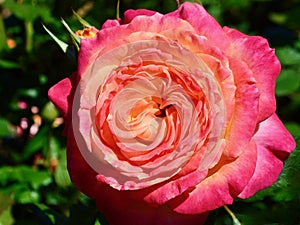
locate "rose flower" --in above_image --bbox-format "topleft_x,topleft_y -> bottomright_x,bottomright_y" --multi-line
48,2 -> 296,225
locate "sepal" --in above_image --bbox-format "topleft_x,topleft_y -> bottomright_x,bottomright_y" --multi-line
72,9 -> 92,27
61,19 -> 81,50
42,24 -> 77,64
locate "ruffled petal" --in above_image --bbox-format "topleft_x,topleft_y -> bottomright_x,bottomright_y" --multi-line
48,78 -> 71,117
144,170 -> 208,206
238,144 -> 282,199
48,73 -> 76,118
238,114 -> 296,198
122,9 -> 157,24
168,140 -> 257,214
167,2 -> 229,49
223,58 -> 259,158
224,27 -> 280,122
254,113 -> 296,158
101,19 -> 120,29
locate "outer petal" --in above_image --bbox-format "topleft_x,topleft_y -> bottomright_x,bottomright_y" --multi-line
224,27 -> 281,122
223,58 -> 259,158
77,13 -> 164,76
144,169 -> 208,206
122,9 -> 157,24
238,114 -> 296,198
48,72 -> 78,119
101,19 -> 120,29
48,77 -> 72,118
254,113 -> 296,159
48,73 -> 78,134
167,2 -> 229,49
168,140 -> 257,214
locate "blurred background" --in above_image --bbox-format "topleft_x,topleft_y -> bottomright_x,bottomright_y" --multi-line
0,0 -> 299,224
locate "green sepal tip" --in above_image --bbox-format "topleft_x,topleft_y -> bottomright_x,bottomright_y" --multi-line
60,18 -> 80,50
72,9 -> 92,28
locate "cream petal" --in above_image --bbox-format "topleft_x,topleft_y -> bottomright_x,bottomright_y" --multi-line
72,39 -> 226,190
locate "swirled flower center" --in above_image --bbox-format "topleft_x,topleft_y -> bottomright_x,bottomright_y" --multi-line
72,40 -> 225,190
127,97 -> 173,141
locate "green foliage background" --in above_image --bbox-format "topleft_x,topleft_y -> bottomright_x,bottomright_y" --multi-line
0,0 -> 299,224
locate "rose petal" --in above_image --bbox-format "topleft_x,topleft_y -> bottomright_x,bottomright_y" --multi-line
224,27 -> 281,122
254,113 -> 296,158
48,73 -> 78,135
144,169 -> 208,206
169,140 -> 257,214
122,9 -> 157,24
67,130 -> 208,225
101,19 -> 120,29
167,2 -> 229,49
223,58 -> 259,158
48,77 -> 72,118
238,144 -> 283,199
238,114 -> 296,198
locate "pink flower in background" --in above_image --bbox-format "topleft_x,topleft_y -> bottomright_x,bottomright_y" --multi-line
48,2 -> 295,225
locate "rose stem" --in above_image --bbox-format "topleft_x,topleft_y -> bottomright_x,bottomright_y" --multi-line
223,205 -> 242,225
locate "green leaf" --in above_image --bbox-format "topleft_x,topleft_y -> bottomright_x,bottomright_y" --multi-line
39,74 -> 48,85
271,139 -> 300,202
269,12 -> 287,25
15,190 -> 40,204
24,170 -> 52,190
41,102 -> 59,122
236,201 -> 300,225
23,126 -> 49,160
0,167 -> 10,186
48,136 -> 60,158
17,88 -> 39,98
0,59 -> 20,69
0,207 -> 14,225
0,13 -> 7,52
0,117 -> 16,138
0,192 -> 14,215
276,47 -> 300,66
94,219 -> 101,225
0,166 -> 52,189
54,150 -> 71,187
285,122 -> 300,137
0,183 -> 28,197
275,69 -> 300,96
3,0 -> 50,22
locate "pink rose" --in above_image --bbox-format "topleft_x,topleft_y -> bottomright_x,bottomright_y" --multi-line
48,3 -> 296,225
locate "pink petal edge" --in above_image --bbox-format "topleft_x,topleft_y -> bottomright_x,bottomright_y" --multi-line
168,140 -> 257,214
239,114 -> 296,198
224,27 -> 280,122
48,77 -> 72,118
